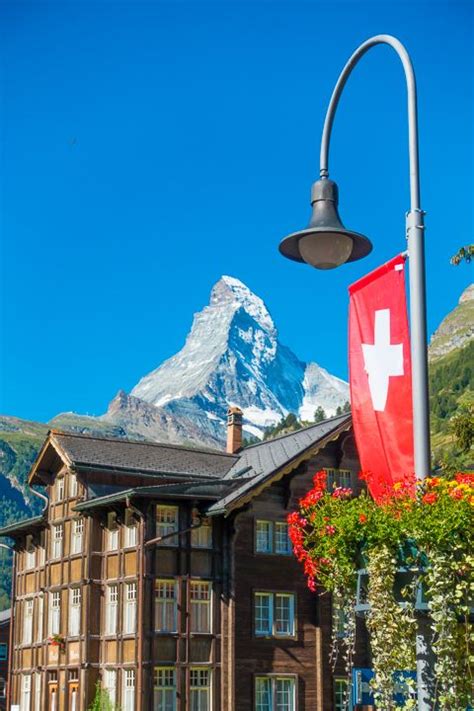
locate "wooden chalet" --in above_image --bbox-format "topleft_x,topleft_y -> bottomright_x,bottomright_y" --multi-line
2,411 -> 371,710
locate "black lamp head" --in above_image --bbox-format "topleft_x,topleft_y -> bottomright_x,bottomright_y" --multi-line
279,178 -> 373,269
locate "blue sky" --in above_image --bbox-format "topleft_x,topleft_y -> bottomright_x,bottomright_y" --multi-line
1,0 -> 472,423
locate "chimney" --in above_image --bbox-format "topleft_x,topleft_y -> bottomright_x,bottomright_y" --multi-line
226,406 -> 243,454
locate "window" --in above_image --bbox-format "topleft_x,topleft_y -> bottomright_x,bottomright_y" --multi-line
49,591 -> 61,635
155,580 -> 177,632
69,588 -> 81,637
55,477 -> 64,501
69,473 -> 78,498
154,667 -> 176,711
256,521 -> 273,553
38,531 -> 46,567
21,674 -> 32,711
0,643 -> 7,661
25,536 -> 36,569
106,512 -> 119,551
254,593 -> 295,637
334,678 -> 348,711
275,523 -> 291,555
36,595 -> 44,643
325,468 -> 352,490
23,599 -> 34,644
123,582 -> 137,634
68,670 -> 79,682
71,518 -> 84,555
156,506 -> 179,546
104,669 -> 117,705
255,676 -> 296,711
190,668 -> 210,711
122,669 -> 135,711
256,521 -> 292,555
191,513 -> 212,548
106,585 -> 118,635
0,678 -> 5,698
190,581 -> 211,633
124,511 -> 137,548
34,671 -> 41,711
51,524 -> 63,560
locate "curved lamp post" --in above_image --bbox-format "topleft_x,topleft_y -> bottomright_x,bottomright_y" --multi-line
279,35 -> 432,709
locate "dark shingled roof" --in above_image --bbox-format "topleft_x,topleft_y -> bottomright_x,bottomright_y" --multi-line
75,480 -> 239,512
0,515 -> 46,539
52,431 -> 238,479
207,414 -> 352,514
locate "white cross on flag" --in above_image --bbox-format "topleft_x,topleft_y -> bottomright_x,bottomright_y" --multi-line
349,254 -> 414,500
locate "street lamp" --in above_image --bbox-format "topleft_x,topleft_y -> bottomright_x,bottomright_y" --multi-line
279,35 -> 432,710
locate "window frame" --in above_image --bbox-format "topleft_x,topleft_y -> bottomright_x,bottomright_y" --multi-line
104,668 -> 117,705
122,668 -> 136,711
55,477 -> 65,502
155,579 -> 178,633
22,598 -> 34,645
190,511 -> 212,549
51,524 -> 63,560
154,666 -> 177,711
25,535 -> 36,570
333,677 -> 349,711
69,587 -> 81,637
69,473 -> 78,498
123,582 -> 137,635
324,467 -> 352,490
124,511 -> 138,549
71,518 -> 84,555
49,591 -> 61,636
189,580 -> 212,634
156,505 -> 179,547
253,591 -> 296,638
255,520 -> 292,556
254,674 -> 297,711
105,584 -> 119,636
189,667 -> 211,711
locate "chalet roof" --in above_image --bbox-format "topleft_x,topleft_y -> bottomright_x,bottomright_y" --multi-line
44,431 -> 238,480
0,515 -> 45,539
74,480 -> 238,512
207,414 -> 352,514
25,415 -> 352,519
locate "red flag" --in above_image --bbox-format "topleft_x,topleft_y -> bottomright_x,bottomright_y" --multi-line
349,254 -> 414,500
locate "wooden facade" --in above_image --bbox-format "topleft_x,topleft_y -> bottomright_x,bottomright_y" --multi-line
3,418 -> 370,710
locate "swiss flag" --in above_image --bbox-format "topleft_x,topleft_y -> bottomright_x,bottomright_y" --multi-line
349,254 -> 414,500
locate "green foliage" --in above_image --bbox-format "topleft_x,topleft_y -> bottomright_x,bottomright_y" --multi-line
262,412 -> 303,440
87,682 -> 120,711
430,341 -> 473,471
289,471 -> 474,709
336,401 -> 351,416
450,244 -> 474,265
0,497 -> 30,611
314,405 -> 327,423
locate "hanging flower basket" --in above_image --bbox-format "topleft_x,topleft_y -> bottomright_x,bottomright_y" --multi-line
48,634 -> 65,649
287,469 -> 474,710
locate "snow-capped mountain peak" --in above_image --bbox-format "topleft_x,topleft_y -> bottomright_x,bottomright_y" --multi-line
130,276 -> 349,440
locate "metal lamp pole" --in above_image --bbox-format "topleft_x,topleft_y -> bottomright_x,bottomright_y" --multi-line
279,35 -> 433,709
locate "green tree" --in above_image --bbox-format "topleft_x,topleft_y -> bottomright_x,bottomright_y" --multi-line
343,400 -> 351,413
314,406 -> 326,423
87,682 -> 120,711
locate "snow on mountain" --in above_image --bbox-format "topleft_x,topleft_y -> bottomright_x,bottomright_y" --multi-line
130,275 -> 349,439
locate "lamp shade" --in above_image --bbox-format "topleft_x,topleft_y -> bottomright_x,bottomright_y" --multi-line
279,179 -> 373,269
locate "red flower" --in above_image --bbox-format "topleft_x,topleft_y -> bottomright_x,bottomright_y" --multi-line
359,514 -> 367,524
325,524 -> 336,535
307,576 -> 317,592
422,491 -> 438,505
